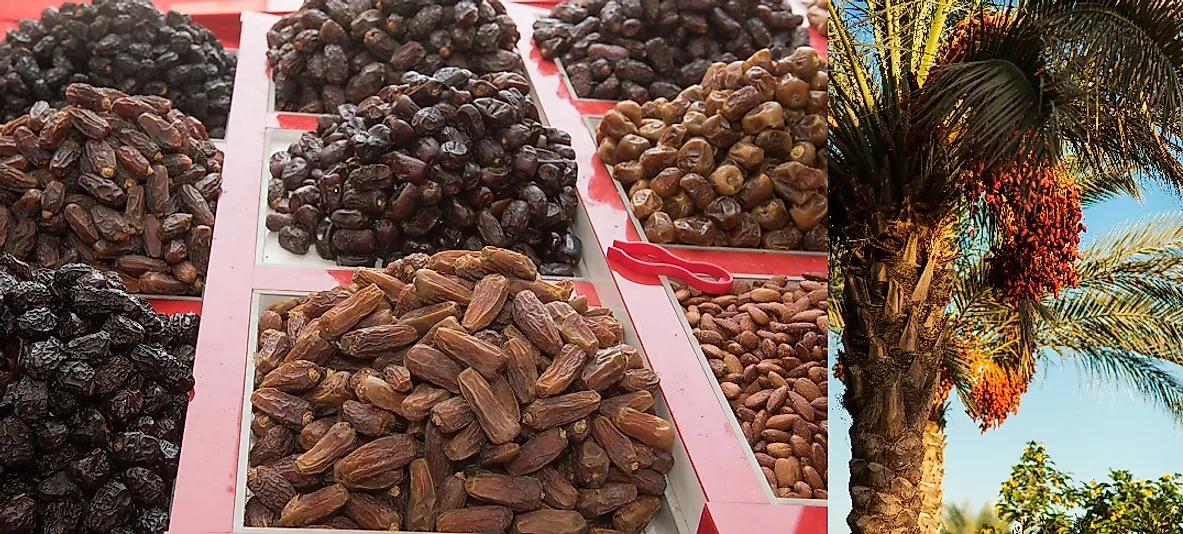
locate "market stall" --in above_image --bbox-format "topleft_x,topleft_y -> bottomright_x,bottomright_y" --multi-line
0,1 -> 827,533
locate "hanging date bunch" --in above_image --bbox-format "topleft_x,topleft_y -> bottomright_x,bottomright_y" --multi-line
533,0 -> 809,102
0,0 -> 236,138
243,248 -> 675,531
266,68 -> 583,275
0,83 -> 222,296
0,254 -> 199,533
965,161 -> 1084,303
968,356 -> 1033,432
267,0 -> 523,113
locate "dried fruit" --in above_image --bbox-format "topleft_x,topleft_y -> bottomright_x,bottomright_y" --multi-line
436,328 -> 507,379
334,434 -> 418,483
512,510 -> 589,534
345,493 -> 403,530
436,505 -> 515,534
463,274 -> 511,331
458,368 -> 521,444
576,482 -> 637,518
0,257 -> 198,534
339,324 -> 419,357
251,388 -> 315,429
406,459 -> 438,530
506,427 -> 568,475
265,69 -> 581,273
269,1 -> 521,112
523,391 -> 602,430
296,422 -> 358,474
674,275 -> 827,498
537,344 -> 588,397
590,417 -> 639,473
513,291 -> 564,355
534,0 -> 807,103
240,249 -> 682,527
0,85 -> 224,294
247,466 -> 298,512
277,484 -> 350,527
406,344 -> 465,393
465,472 -> 544,512
1,12 -> 234,137
595,49 -> 826,250
319,284 -> 385,338
612,495 -> 662,533
613,407 -> 675,450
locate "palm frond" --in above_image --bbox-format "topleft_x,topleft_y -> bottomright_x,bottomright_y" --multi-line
1074,213 -> 1183,283
1067,157 -> 1145,207
1053,347 -> 1183,425
1024,0 -> 1183,114
941,214 -> 1183,425
1022,0 -> 1183,189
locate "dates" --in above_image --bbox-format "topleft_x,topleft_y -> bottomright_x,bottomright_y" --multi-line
535,0 -> 806,102
0,257 -> 199,534
0,7 -> 235,138
278,484 -> 350,527
244,249 -> 679,529
459,368 -> 521,444
0,85 -> 223,294
269,0 -> 522,112
267,70 -> 582,271
674,275 -> 828,499
465,472 -> 544,512
437,505 -> 514,534
596,49 -> 826,250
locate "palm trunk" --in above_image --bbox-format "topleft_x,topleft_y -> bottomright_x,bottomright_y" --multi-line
840,220 -> 956,534
917,404 -> 949,534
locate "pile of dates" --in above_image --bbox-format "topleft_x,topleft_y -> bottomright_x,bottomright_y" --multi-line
677,274 -> 827,499
0,254 -> 200,533
596,48 -> 826,250
268,0 -> 523,113
266,68 -> 583,275
533,0 -> 808,102
245,248 -> 675,532
0,83 -> 222,296
0,0 -> 236,138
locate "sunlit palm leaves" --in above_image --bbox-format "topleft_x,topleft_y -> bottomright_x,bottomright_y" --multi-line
831,0 -> 1183,253
946,214 -> 1183,425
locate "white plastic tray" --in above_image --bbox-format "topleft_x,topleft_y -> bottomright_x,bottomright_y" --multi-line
233,288 -> 704,533
581,116 -> 828,264
662,276 -> 828,506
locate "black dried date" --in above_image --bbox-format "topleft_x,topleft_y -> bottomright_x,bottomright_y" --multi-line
265,69 -> 583,271
0,255 -> 199,534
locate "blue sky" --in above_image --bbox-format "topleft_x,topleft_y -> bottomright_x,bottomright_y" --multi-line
828,186 -> 1183,531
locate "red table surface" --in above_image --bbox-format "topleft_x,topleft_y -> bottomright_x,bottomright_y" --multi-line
148,6 -> 828,534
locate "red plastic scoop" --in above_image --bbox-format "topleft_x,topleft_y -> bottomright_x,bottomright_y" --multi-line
606,240 -> 734,294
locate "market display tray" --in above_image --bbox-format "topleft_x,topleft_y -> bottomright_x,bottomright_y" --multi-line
256,127 -> 589,279
661,276 -> 826,506
166,7 -> 827,534
231,289 -> 703,533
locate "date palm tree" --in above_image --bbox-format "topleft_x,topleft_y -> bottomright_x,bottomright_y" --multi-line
926,211 -> 1183,532
832,210 -> 1183,533
829,1 -> 1183,532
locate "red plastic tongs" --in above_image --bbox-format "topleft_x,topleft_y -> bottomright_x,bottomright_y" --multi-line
606,240 -> 734,294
